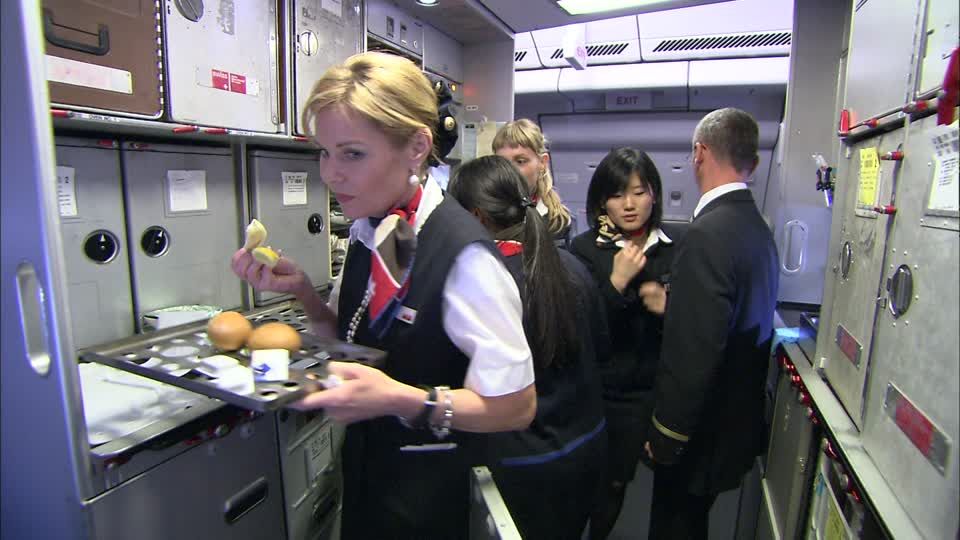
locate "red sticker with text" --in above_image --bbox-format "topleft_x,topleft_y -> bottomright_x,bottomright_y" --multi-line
229,73 -> 247,94
211,69 -> 230,91
894,395 -> 935,456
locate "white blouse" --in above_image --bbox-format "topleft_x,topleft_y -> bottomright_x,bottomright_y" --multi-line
327,176 -> 535,397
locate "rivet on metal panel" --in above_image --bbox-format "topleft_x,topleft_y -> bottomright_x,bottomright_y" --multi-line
903,251 -> 908,256
905,320 -> 910,326
892,322 -> 897,327
892,248 -> 897,252
914,295 -> 920,300
913,265 -> 919,269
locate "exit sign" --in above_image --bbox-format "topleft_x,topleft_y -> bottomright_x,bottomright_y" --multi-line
606,92 -> 653,111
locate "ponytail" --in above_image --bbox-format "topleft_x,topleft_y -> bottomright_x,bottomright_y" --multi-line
449,156 -> 579,370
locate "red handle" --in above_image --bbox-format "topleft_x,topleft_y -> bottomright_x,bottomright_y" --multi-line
172,125 -> 199,133
51,109 -> 73,118
203,128 -> 228,135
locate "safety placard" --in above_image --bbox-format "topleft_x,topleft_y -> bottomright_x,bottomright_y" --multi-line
282,171 -> 309,206
56,166 -> 79,217
197,67 -> 261,96
926,121 -> 959,216
167,170 -> 208,213
858,147 -> 880,208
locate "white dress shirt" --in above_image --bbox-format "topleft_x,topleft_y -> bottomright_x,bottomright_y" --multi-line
693,182 -> 749,218
327,176 -> 535,397
599,226 -> 673,253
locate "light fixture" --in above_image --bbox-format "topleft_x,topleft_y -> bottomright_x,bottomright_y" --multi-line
556,0 -> 719,15
416,0 -> 439,6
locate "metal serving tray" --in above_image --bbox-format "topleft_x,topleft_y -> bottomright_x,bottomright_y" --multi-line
80,305 -> 385,413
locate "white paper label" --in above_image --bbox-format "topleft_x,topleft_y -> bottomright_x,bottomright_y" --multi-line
56,166 -> 78,217
46,55 -> 133,95
167,170 -> 208,213
306,426 -> 333,482
321,0 -> 342,17
928,122 -> 959,213
282,172 -> 309,206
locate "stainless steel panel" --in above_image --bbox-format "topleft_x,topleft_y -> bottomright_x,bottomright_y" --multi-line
820,130 -> 904,427
860,115 -> 960,540
469,466 -> 521,540
292,0 -> 364,135
843,0 -> 924,122
249,150 -> 330,304
121,142 -> 243,322
765,0 -> 850,305
756,481 -> 781,540
366,0 -> 422,56
88,413 -> 286,540
2,1 -> 94,534
163,0 -> 280,132
764,371 -> 819,540
54,137 -> 135,349
276,410 -> 345,540
423,23 -> 464,82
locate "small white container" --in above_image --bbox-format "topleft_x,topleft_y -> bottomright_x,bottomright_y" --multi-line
250,349 -> 290,382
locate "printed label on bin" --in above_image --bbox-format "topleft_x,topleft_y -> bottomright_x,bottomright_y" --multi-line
46,55 -> 133,95
199,68 -> 260,96
56,166 -> 79,217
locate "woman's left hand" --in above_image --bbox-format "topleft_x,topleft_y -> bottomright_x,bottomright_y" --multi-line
289,361 -> 412,424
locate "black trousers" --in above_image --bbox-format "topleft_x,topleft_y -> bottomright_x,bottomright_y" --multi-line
648,466 -> 718,540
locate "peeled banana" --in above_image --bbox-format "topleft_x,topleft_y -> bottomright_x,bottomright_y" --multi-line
243,219 -> 268,251
252,246 -> 280,268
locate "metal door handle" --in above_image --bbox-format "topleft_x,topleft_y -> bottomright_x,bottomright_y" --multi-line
223,477 -> 269,524
15,262 -> 51,376
781,219 -> 808,274
43,10 -> 110,56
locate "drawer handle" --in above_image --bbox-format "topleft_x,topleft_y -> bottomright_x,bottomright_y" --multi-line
43,10 -> 110,56
223,477 -> 269,524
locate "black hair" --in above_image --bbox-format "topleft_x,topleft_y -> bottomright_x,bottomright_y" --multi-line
448,155 -> 579,370
585,147 -> 664,231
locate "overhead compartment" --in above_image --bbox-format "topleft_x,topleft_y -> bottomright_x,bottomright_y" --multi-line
637,0 -> 793,61
557,61 -> 687,92
583,16 -> 642,66
514,68 -> 562,94
530,24 -> 584,68
688,57 -> 789,88
514,32 -> 543,71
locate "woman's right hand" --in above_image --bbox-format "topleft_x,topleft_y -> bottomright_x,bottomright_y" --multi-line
231,248 -> 312,297
610,242 -> 647,293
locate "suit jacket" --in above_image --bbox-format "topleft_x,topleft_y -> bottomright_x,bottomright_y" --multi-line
648,189 -> 779,495
570,226 -> 679,408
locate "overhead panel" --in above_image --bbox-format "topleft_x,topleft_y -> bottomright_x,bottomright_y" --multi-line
514,32 -> 544,70
583,16 -> 641,65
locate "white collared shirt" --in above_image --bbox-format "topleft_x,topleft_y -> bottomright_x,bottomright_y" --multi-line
693,182 -> 749,218
535,199 -> 549,217
597,226 -> 673,253
328,176 -> 535,397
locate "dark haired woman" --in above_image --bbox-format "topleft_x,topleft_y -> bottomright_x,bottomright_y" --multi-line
449,155 -> 609,540
569,147 -> 679,539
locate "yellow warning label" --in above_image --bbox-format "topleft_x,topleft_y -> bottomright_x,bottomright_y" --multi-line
824,489 -> 848,540
858,147 -> 880,207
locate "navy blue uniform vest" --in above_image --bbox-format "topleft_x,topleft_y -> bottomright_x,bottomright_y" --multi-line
336,194 -> 501,539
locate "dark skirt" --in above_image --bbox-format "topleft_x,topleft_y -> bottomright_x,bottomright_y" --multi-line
489,427 -> 608,540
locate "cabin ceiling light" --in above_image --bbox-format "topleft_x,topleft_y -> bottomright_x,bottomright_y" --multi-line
556,0 -> 715,15
416,0 -> 439,6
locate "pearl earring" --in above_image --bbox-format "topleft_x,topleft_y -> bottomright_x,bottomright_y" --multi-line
408,173 -> 420,185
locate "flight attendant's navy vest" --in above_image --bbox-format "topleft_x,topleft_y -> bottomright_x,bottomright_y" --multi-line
336,194 -> 502,538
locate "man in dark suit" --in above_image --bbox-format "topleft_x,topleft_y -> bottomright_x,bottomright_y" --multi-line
640,107 -> 779,539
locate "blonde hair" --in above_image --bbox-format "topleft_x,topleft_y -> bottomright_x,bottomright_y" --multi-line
301,52 -> 438,172
492,119 -> 572,234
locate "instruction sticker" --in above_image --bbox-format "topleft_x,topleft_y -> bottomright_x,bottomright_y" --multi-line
858,147 -> 880,207
200,68 -> 260,96
926,121 -> 959,214
305,426 -> 332,482
56,166 -> 78,217
167,170 -> 208,213
321,0 -> 342,18
282,171 -> 309,206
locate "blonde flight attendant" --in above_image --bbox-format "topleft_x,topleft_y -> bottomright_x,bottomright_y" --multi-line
493,118 -> 574,247
230,52 -> 536,539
